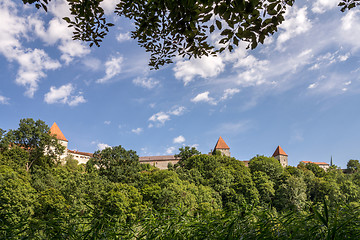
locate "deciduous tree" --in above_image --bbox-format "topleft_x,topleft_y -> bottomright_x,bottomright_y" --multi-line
347,159 -> 360,173
248,155 -> 283,182
92,145 -> 142,183
5,118 -> 64,172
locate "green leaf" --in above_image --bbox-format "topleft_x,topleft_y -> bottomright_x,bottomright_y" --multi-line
233,37 -> 239,46
63,17 -> 71,23
216,20 -> 222,30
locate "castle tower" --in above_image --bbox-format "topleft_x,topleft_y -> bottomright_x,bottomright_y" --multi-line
272,145 -> 288,167
49,122 -> 68,160
213,136 -> 231,157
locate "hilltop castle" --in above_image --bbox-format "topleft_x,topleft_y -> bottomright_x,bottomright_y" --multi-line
139,136 -> 289,169
51,123 -> 331,170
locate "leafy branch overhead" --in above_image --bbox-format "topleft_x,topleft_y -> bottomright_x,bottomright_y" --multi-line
23,0 -> 360,69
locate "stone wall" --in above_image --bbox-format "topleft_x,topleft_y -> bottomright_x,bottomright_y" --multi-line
139,155 -> 180,170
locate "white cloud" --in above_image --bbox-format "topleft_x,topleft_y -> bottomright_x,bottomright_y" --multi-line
104,120 -> 111,125
83,57 -> 102,71
101,0 -> 118,14
169,106 -> 186,116
191,91 -> 216,105
339,10 -> 360,49
307,74 -> 353,95
133,77 -> 160,89
191,89 -> 239,106
309,63 -> 320,70
116,32 -> 131,42
173,135 -> 185,144
131,127 -> 143,134
312,0 -> 339,13
148,106 -> 186,127
308,51 -> 351,72
16,49 -> 61,97
44,83 -> 86,106
30,12 -> 90,64
67,95 -> 86,106
220,88 -> 240,101
48,0 -> 72,19
174,55 -> 225,85
338,54 -> 350,62
277,7 -> 312,48
97,56 -> 124,83
166,147 -> 176,154
59,40 -> 90,64
98,143 -> 111,150
0,95 -> 9,104
149,112 -> 170,126
234,55 -> 269,86
0,0 -> 95,97
308,83 -> 318,89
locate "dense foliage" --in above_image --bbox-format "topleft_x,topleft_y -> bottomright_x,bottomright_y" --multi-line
2,118 -> 360,239
21,0 -> 359,69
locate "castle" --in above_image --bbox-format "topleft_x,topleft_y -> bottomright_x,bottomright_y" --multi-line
50,123 -> 329,170
139,136 -> 289,169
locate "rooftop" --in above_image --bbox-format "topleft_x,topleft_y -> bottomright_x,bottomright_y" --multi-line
214,136 -> 230,150
67,149 -> 93,157
272,145 -> 288,157
49,122 -> 68,142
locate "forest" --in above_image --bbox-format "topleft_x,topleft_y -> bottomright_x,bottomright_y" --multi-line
1,118 -> 360,239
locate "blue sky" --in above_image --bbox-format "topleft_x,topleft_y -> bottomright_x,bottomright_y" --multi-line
1,0 -> 359,168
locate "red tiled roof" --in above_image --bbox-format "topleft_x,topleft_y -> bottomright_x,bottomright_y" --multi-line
301,161 -> 312,164
272,145 -> 287,157
68,149 -> 93,157
301,161 -> 329,166
214,136 -> 230,149
49,122 -> 68,142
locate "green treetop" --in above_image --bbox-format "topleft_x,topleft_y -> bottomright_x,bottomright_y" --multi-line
3,118 -> 64,172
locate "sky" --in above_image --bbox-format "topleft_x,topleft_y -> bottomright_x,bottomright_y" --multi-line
1,0 -> 360,168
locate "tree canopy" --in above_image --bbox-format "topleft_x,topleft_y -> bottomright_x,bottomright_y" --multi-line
3,118 -> 360,238
2,118 -> 64,172
21,0 -> 360,69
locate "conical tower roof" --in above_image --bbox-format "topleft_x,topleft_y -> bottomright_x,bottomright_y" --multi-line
50,122 -> 68,142
272,145 -> 287,157
214,136 -> 230,149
